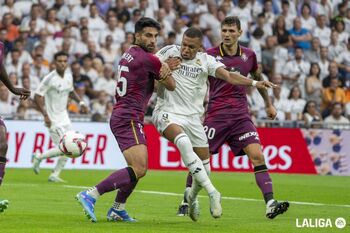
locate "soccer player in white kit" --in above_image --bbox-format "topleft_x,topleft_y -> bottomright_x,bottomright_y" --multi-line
152,27 -> 276,221
32,51 -> 88,182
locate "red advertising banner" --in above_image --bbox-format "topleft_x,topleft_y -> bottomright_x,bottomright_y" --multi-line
5,120 -> 348,175
145,126 -> 317,174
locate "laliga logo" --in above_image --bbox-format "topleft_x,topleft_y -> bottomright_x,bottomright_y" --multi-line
296,217 -> 347,229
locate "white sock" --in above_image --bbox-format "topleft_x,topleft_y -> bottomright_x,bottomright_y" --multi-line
267,199 -> 275,207
190,179 -> 202,200
87,187 -> 101,200
51,156 -> 68,177
37,148 -> 64,160
175,133 -> 216,195
202,158 -> 211,176
112,202 -> 125,211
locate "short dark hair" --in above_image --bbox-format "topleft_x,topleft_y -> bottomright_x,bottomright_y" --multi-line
184,27 -> 203,40
81,54 -> 92,61
54,51 -> 68,60
133,9 -> 141,16
222,16 -> 241,30
252,28 -> 264,38
71,61 -> 80,66
168,31 -> 176,38
257,13 -> 265,18
80,26 -> 88,33
301,3 -> 311,13
135,17 -> 161,33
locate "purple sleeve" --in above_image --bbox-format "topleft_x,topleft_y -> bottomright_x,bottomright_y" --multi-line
144,53 -> 162,80
251,52 -> 258,73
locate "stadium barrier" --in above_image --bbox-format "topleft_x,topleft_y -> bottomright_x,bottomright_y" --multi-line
4,120 -> 350,175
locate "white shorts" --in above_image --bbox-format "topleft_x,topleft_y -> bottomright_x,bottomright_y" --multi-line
152,110 -> 208,147
48,124 -> 72,145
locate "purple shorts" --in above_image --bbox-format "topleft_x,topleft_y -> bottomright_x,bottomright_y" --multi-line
204,117 -> 260,156
109,117 -> 146,152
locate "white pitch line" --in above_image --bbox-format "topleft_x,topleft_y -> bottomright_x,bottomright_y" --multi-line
63,185 -> 350,209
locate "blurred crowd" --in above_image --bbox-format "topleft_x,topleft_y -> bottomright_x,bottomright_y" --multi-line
0,0 -> 349,129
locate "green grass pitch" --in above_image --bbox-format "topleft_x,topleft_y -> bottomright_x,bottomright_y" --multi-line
0,169 -> 349,233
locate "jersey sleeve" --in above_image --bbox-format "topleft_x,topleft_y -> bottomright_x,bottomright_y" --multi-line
35,74 -> 51,96
206,54 -> 225,77
156,45 -> 174,62
144,53 -> 162,80
251,52 -> 258,73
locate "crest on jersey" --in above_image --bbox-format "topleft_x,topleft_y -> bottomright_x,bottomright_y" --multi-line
196,59 -> 201,66
241,53 -> 248,62
227,66 -> 240,74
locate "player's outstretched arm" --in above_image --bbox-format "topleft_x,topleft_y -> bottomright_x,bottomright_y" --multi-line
251,70 -> 277,120
215,67 -> 277,90
0,64 -> 30,100
159,62 -> 176,91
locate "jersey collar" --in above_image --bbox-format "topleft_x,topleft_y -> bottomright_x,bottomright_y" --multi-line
219,43 -> 242,57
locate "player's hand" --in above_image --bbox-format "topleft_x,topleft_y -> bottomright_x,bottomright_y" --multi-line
256,81 -> 278,90
265,105 -> 277,120
160,62 -> 172,80
11,87 -> 31,100
44,115 -> 51,128
165,57 -> 181,71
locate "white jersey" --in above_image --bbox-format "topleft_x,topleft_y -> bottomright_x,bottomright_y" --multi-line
35,70 -> 74,127
155,45 -> 224,116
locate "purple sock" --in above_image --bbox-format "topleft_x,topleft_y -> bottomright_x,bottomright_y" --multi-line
115,181 -> 138,203
0,157 -> 6,186
96,167 -> 137,195
186,172 -> 192,188
0,163 -> 5,186
254,165 -> 273,203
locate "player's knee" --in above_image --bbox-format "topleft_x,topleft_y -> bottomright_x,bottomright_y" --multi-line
250,152 -> 265,167
0,141 -> 8,155
133,164 -> 148,178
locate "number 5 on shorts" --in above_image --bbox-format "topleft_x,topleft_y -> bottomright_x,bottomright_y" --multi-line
203,126 -> 216,139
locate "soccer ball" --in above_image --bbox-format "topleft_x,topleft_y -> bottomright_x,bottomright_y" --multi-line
59,131 -> 87,158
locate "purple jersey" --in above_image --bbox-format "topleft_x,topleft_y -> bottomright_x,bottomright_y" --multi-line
0,41 -> 5,126
0,41 -> 4,64
113,46 -> 162,121
206,44 -> 258,120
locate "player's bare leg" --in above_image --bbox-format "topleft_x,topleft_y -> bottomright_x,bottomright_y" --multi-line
244,143 -> 289,219
164,124 -> 222,221
76,144 -> 145,222
0,124 -> 9,213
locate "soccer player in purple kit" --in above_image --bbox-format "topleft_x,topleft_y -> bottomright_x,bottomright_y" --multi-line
76,17 -> 176,223
177,17 -> 289,219
0,40 -> 31,212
